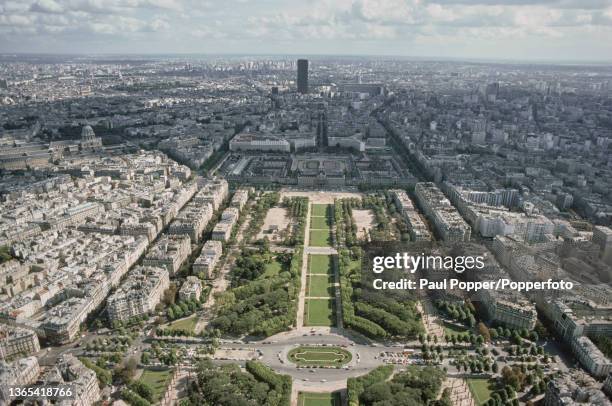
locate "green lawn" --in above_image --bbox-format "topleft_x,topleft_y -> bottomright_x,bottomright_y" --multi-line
263,259 -> 283,278
309,229 -> 332,247
309,255 -> 334,276
467,378 -> 495,405
298,392 -> 341,406
310,216 -> 331,229
289,346 -> 351,367
312,204 -> 331,217
168,315 -> 198,333
139,368 -> 174,402
307,275 -> 334,297
305,299 -> 335,326
443,322 -> 470,337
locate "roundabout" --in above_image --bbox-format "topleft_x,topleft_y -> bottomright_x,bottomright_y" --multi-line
287,345 -> 352,368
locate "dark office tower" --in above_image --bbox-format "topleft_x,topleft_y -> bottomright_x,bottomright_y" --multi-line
297,59 -> 308,94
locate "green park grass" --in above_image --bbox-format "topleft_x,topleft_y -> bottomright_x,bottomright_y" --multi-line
139,368 -> 174,402
443,322 -> 470,337
168,315 -> 198,333
309,229 -> 332,247
309,255 -> 334,276
310,216 -> 331,229
307,275 -> 334,297
262,258 -> 283,278
288,346 -> 351,367
312,204 -> 331,217
298,392 -> 341,406
305,299 -> 335,326
467,378 -> 495,405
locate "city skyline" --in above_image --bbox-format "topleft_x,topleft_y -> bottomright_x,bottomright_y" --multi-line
0,4 -> 611,404
0,0 -> 611,62
1,50 -> 611,406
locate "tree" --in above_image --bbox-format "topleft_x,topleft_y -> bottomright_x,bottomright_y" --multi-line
116,356 -> 138,384
490,328 -> 498,339
500,388 -> 508,402
501,366 -> 526,391
163,284 -> 177,305
129,381 -> 155,402
478,322 -> 491,342
121,389 -> 151,406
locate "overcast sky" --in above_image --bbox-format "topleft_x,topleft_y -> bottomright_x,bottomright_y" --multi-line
0,0 -> 611,61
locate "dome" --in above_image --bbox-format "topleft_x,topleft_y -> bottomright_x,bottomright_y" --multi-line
81,125 -> 95,140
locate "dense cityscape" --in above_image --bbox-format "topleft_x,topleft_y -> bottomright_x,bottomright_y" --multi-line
0,53 -> 611,406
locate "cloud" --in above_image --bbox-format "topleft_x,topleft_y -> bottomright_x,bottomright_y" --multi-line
30,0 -> 64,13
0,0 -> 610,58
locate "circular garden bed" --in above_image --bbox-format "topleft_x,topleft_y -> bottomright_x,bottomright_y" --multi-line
287,346 -> 352,367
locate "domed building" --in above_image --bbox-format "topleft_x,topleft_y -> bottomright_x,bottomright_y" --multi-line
79,125 -> 102,150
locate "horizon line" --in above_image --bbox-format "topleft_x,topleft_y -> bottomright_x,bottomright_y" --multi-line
1,52 -> 611,66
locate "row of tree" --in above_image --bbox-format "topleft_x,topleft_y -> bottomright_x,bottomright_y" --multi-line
334,198 -> 359,246
282,197 -> 308,246
339,247 -> 424,340
339,248 -> 388,339
180,359 -> 291,406
434,299 -> 476,327
209,247 -> 302,337
348,365 -> 447,406
167,298 -> 202,321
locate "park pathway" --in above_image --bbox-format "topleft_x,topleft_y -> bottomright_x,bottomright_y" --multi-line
295,200 -> 311,328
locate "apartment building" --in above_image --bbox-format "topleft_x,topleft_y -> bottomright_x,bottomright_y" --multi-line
107,266 -> 170,322
571,336 -> 612,378
477,289 -> 537,330
0,356 -> 40,403
230,133 -> 291,152
0,324 -> 40,359
544,370 -> 610,405
415,182 -> 471,242
179,276 -> 202,301
211,207 -> 240,242
40,354 -> 100,406
194,178 -> 229,211
168,202 -> 213,243
41,297 -> 90,345
230,188 -> 251,210
143,234 -> 191,275
193,240 -> 223,278
593,225 -> 612,264
43,202 -> 105,231
389,189 -> 432,241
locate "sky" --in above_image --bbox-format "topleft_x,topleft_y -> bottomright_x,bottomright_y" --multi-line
0,0 -> 611,61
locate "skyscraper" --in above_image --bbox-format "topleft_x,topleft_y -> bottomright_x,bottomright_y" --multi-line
297,59 -> 308,94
